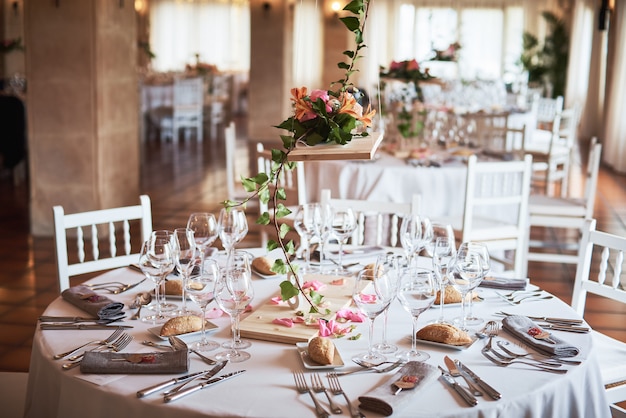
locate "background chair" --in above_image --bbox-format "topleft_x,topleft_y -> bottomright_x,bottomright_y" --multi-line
571,218 -> 626,417
526,139 -> 601,265
204,73 -> 232,139
158,76 -> 204,142
225,121 -> 257,204
320,188 -> 421,248
53,195 -> 153,292
433,154 -> 533,278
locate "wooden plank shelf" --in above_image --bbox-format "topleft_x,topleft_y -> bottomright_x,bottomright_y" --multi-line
288,132 -> 384,162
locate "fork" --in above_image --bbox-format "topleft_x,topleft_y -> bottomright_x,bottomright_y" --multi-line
311,373 -> 342,414
496,341 -> 582,365
335,359 -> 403,376
62,333 -> 133,370
52,327 -> 124,359
488,345 -> 563,367
293,370 -> 330,418
481,320 -> 500,353
481,350 -> 567,373
327,372 -> 364,418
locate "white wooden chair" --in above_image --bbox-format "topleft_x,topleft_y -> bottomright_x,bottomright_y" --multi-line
159,76 -> 204,142
320,189 -> 421,248
571,218 -> 626,417
225,121 -> 258,206
526,139 -> 601,265
433,154 -> 533,278
53,195 -> 153,292
535,95 -> 564,130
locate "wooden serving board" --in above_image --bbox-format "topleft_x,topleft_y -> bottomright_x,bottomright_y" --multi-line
239,274 -> 356,344
288,132 -> 383,162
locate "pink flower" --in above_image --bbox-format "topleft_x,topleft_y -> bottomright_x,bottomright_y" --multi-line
336,308 -> 366,322
273,318 -> 294,328
318,319 -> 339,336
390,60 -> 402,70
309,89 -> 333,113
204,308 -> 225,319
270,296 -> 287,305
406,59 -> 420,71
360,294 -> 377,303
303,280 -> 326,291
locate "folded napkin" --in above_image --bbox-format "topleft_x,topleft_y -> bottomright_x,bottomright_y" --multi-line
80,350 -> 189,374
479,276 -> 528,290
502,315 -> 580,357
61,285 -> 125,320
358,361 -> 439,416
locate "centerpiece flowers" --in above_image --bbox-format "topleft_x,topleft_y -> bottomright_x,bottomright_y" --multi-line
433,42 -> 462,62
223,0 -> 375,313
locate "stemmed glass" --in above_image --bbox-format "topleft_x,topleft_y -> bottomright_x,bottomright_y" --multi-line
150,230 -> 177,314
172,228 -> 198,315
330,207 -> 357,274
459,242 -> 490,327
138,236 -> 175,324
214,253 -> 255,363
396,268 -> 437,361
315,203 -> 333,274
187,212 -> 219,268
352,269 -> 395,365
293,203 -> 321,274
218,208 -> 248,268
373,254 -> 404,354
218,251 -> 254,350
185,258 -> 220,351
431,236 -> 455,324
400,215 -> 433,271
449,247 -> 484,331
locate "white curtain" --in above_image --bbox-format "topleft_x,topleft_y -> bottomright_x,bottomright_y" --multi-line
564,0 -> 594,111
292,0 -> 323,88
149,0 -> 250,72
603,2 -> 626,173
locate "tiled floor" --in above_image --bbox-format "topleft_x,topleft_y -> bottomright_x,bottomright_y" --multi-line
1,123 -> 626,373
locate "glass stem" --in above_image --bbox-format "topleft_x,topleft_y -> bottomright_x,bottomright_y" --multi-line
439,283 -> 445,321
230,313 -> 240,354
338,240 -> 344,268
411,315 -> 419,353
304,236 -> 310,272
367,316 -> 376,356
319,241 -> 325,274
467,291 -> 474,318
460,291 -> 468,330
200,307 -> 207,343
382,308 -> 389,345
154,279 -> 162,325
180,272 -> 188,313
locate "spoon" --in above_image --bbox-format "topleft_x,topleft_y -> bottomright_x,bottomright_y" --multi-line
130,292 -> 152,320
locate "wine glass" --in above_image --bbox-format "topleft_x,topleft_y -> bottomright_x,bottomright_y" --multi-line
458,242 -> 490,327
400,215 -> 433,270
372,254 -> 404,354
315,203 -> 333,274
172,228 -> 198,315
352,269 -> 395,365
424,223 -> 455,258
431,236 -> 455,324
218,251 -> 254,350
449,248 -> 484,331
150,230 -> 177,314
396,268 -> 437,361
218,208 -> 248,268
293,203 -> 321,274
138,236 -> 175,324
185,258 -> 220,351
187,212 -> 218,267
214,253 -> 255,363
330,207 -> 357,274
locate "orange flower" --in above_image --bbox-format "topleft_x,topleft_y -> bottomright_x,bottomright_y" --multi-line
291,87 -> 318,121
337,92 -> 359,118
358,106 -> 376,128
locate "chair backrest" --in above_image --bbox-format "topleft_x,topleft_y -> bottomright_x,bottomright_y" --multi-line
173,76 -> 204,110
556,106 -> 581,149
571,218 -> 626,317
320,189 -> 421,247
53,195 -> 153,292
225,121 -> 247,202
536,95 -> 564,125
582,138 -> 602,218
460,154 -> 533,277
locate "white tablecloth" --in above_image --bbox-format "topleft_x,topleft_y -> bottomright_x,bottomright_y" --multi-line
25,250 -> 610,418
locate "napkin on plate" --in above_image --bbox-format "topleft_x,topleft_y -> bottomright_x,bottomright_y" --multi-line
80,350 -> 189,374
479,276 -> 528,290
61,285 -> 125,320
358,361 -> 439,416
502,315 -> 580,357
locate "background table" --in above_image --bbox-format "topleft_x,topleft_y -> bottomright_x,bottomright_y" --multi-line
25,250 -> 610,418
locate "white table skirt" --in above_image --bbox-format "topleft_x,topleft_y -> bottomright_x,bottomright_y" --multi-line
25,250 -> 610,418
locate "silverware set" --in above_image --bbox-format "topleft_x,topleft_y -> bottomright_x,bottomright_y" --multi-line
495,290 -> 553,305
292,370 -> 365,418
495,311 -> 589,333
61,332 -> 133,370
85,278 -> 147,294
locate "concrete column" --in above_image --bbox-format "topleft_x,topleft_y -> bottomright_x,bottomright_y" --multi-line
25,0 -> 139,235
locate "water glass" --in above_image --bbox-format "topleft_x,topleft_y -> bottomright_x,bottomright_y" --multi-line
185,258 -> 220,351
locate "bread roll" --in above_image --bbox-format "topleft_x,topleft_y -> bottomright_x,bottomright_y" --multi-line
361,263 -> 383,280
164,279 -> 183,296
160,315 -> 203,337
252,257 -> 276,276
416,323 -> 472,346
433,285 -> 479,305
308,337 -> 335,365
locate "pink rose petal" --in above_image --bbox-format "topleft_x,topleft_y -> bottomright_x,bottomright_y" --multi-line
272,318 -> 294,328
204,308 -> 224,319
303,280 -> 326,291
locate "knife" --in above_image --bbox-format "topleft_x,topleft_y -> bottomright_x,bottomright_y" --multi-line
498,312 -> 584,325
539,323 -> 590,333
40,323 -> 133,330
438,367 -> 477,406
443,356 -> 482,396
39,316 -> 126,324
137,361 -> 227,398
162,360 -> 227,396
455,360 -> 501,400
164,370 -> 246,403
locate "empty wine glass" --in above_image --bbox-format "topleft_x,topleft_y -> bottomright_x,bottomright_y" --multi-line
150,230 -> 177,314
373,254 -> 404,354
424,223 -> 455,258
431,236 -> 455,324
219,251 -> 254,350
293,203 -> 321,274
172,228 -> 198,315
218,207 -> 248,268
330,207 -> 357,274
187,212 -> 218,266
396,268 -> 437,361
185,258 -> 220,351
214,253 -> 254,363
459,242 -> 490,327
315,203 -> 333,274
449,248 -> 484,331
138,236 -> 175,324
352,269 -> 395,365
400,215 -> 433,270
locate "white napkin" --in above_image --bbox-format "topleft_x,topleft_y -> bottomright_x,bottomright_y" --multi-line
358,361 -> 438,416
502,315 -> 580,357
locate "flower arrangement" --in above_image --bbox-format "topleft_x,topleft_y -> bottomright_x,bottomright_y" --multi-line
186,54 -> 219,76
379,59 -> 434,84
0,38 -> 24,54
433,42 -> 461,62
224,0 -> 374,312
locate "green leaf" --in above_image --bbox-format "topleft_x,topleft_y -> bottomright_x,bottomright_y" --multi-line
251,172 -> 269,184
340,16 -> 360,31
279,280 -> 299,301
266,240 -> 279,251
343,0 -> 363,14
276,187 -> 287,201
279,222 -> 291,239
285,240 -> 296,254
338,62 -> 350,70
308,290 -> 324,306
343,50 -> 355,58
242,177 -> 257,192
256,212 -> 270,225
275,203 -> 291,219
